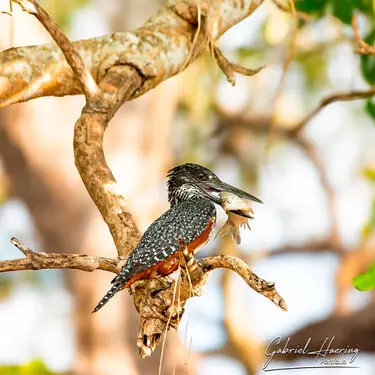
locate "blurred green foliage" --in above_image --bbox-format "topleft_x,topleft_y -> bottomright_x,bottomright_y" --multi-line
296,0 -> 375,120
360,30 -> 375,85
41,0 -> 90,30
0,360 -> 63,375
295,0 -> 374,23
295,0 -> 327,17
366,98 -> 375,119
353,264 -> 375,291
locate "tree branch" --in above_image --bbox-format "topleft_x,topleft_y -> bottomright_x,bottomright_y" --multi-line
200,255 -> 287,311
271,0 -> 314,22
0,238 -> 287,357
0,237 -> 122,273
0,0 -> 282,358
216,110 -> 345,253
12,0 -> 101,100
289,87 -> 375,136
0,0 -> 266,108
352,12 -> 375,56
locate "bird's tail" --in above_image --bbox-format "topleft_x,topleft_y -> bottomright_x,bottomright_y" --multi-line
92,273 -> 128,313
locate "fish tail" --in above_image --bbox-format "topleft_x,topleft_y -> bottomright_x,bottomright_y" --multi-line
216,221 -> 241,245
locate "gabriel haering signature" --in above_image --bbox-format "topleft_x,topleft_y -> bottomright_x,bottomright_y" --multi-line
263,336 -> 360,372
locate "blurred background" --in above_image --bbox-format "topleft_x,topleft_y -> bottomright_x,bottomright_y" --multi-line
0,0 -> 375,374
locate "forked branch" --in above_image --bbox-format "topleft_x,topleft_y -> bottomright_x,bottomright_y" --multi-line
352,12 -> 375,56
1,0 -> 281,357
0,237 -> 287,357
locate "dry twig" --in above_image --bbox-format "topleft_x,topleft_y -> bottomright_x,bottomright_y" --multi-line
1,238 -> 122,274
11,0 -> 101,101
1,0 -> 284,357
352,12 -> 375,56
290,87 -> 375,136
0,237 -> 287,357
272,0 -> 314,22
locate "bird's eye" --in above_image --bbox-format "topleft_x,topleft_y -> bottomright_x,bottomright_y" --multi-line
197,172 -> 205,179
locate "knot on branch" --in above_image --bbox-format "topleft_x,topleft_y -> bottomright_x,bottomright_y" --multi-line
171,0 -> 209,26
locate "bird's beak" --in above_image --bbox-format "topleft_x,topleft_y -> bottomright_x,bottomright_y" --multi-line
198,179 -> 263,205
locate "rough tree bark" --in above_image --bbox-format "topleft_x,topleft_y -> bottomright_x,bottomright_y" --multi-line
0,0 -> 287,362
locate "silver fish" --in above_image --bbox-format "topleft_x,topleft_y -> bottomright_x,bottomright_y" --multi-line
216,191 -> 254,245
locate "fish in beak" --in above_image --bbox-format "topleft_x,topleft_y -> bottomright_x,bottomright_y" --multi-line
215,191 -> 255,245
197,175 -> 263,208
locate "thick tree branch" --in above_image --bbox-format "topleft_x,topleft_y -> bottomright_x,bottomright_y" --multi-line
0,237 -> 122,273
0,0 -> 265,108
73,66 -> 143,258
0,0 -> 276,358
12,0 -> 101,100
0,238 -> 287,357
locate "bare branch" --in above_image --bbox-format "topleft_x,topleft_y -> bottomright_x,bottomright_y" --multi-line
0,0 -> 283,358
268,238 -> 344,256
293,136 -> 342,248
0,238 -> 288,357
73,65 -> 143,258
12,0 -> 101,101
272,0 -> 315,22
0,0 -> 266,108
290,87 -> 375,136
211,42 -> 265,86
215,110 -> 345,253
352,12 -> 375,56
0,238 -> 121,274
199,255 -> 287,311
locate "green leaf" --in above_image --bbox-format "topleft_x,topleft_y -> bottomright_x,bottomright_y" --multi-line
353,262 -> 375,291
331,0 -> 355,24
0,359 -> 60,375
330,0 -> 374,23
365,97 -> 375,121
295,0 -> 327,16
361,30 -> 375,85
295,0 -> 374,22
356,0 -> 375,14
353,272 -> 375,291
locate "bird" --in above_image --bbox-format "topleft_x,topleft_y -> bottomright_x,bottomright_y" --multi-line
92,163 -> 262,313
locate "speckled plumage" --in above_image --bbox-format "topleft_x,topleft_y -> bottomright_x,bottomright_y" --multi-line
121,198 -> 216,275
93,164 -> 218,313
93,163 -> 261,313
